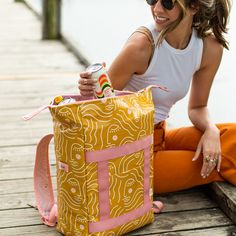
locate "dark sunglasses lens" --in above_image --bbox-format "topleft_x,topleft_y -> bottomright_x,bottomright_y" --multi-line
162,0 -> 175,10
146,0 -> 157,6
146,0 -> 175,10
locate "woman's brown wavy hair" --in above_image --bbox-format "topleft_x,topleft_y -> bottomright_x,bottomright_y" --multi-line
157,0 -> 232,49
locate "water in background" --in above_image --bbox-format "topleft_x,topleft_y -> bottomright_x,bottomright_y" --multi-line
25,0 -> 235,126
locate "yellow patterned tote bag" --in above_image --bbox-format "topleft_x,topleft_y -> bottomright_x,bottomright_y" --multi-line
24,85 -> 164,235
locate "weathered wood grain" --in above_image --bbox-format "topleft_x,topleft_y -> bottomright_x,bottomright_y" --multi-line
155,190 -> 217,212
0,190 -> 57,210
0,208 -> 44,228
128,208 -> 234,235
0,0 -> 82,77
0,225 -> 235,236
0,145 -> 55,168
138,226 -> 236,236
0,225 -> 61,236
0,208 -> 233,233
0,177 -> 57,195
0,185 -> 214,212
207,182 -> 236,224
0,165 -> 56,180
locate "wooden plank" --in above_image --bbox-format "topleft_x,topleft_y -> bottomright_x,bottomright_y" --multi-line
0,77 -> 79,101
155,190 -> 217,212
0,43 -> 73,53
0,191 -> 57,210
0,132 -> 52,147
0,208 -> 44,229
137,226 -> 236,236
127,208 -> 234,235
0,72 -> 80,81
0,145 -> 55,168
0,165 -> 56,180
0,132 -> 53,147
0,225 -> 61,236
0,208 -> 233,232
207,182 -> 236,224
0,225 -> 235,236
0,64 -> 80,77
0,188 -> 215,212
0,177 -> 56,195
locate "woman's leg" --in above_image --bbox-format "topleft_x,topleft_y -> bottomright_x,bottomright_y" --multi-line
153,123 -> 236,194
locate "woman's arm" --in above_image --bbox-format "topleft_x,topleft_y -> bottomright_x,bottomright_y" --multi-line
188,35 -> 223,131
189,35 -> 224,176
78,32 -> 153,96
107,32 -> 153,90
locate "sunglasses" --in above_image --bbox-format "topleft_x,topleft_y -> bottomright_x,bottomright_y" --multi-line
146,0 -> 176,10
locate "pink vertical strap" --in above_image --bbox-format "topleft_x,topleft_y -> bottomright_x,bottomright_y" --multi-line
144,146 -> 151,203
97,161 -> 110,220
34,134 -> 57,226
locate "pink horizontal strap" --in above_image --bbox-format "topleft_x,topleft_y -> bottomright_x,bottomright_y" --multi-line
88,201 -> 152,233
86,135 -> 153,163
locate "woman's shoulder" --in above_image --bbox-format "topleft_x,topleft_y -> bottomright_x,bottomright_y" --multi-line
127,30 -> 153,54
122,30 -> 153,74
203,34 -> 224,57
200,34 -> 224,69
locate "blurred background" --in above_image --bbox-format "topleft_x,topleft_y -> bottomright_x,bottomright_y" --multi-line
24,0 -> 236,127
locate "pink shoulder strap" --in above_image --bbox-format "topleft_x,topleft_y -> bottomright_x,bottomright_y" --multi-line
34,134 -> 57,227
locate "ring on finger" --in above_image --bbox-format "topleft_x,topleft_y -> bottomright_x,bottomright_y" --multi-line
213,158 -> 218,164
209,159 -> 216,165
204,155 -> 211,163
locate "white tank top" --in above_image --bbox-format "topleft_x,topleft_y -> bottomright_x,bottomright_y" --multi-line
124,23 -> 203,124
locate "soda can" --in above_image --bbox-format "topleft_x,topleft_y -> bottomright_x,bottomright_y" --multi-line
86,63 -> 115,99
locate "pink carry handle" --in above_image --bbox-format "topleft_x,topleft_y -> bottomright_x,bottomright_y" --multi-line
34,134 -> 57,227
22,105 -> 49,120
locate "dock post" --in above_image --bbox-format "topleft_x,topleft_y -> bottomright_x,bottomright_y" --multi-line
42,0 -> 61,39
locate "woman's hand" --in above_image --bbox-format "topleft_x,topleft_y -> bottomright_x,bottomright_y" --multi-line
78,62 -> 107,97
78,70 -> 95,97
192,125 -> 221,178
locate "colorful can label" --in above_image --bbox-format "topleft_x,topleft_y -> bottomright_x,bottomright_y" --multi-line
86,63 -> 115,99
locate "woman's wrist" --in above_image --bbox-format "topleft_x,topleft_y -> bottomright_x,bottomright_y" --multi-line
205,123 -> 220,134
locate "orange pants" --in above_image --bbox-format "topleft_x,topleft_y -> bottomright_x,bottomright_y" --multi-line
153,122 -> 236,194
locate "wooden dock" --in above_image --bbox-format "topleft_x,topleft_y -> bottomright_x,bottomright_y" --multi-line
0,1 -> 235,235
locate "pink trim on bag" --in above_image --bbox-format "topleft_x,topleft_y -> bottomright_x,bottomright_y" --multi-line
86,135 -> 153,163
144,146 -> 151,203
23,85 -> 168,121
86,135 -> 153,233
22,105 -> 49,120
88,201 -> 152,233
97,161 -> 110,220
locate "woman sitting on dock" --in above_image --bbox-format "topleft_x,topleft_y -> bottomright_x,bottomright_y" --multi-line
79,0 -> 235,196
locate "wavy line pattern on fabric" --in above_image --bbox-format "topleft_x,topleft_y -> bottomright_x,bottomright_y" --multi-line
50,88 -> 155,235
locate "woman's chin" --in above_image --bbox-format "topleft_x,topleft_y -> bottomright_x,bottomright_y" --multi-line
155,24 -> 163,33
